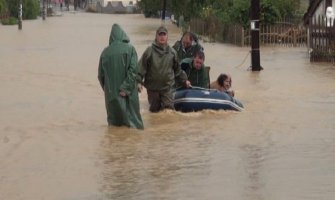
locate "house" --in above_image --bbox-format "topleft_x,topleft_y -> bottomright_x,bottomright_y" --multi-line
96,1 -> 138,13
303,0 -> 335,62
304,0 -> 335,25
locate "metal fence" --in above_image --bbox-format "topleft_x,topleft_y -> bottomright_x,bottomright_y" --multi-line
309,15 -> 335,63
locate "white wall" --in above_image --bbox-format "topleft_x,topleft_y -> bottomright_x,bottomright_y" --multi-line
315,1 -> 326,17
104,0 -> 136,6
315,0 -> 335,16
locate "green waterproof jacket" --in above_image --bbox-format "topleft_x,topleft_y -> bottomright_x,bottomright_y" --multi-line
98,24 -> 144,129
137,42 -> 188,91
172,39 -> 203,62
180,58 -> 209,89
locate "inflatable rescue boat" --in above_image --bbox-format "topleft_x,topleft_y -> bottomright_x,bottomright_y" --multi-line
174,88 -> 244,112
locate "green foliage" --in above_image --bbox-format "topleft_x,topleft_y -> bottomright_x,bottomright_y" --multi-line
260,0 -> 281,24
23,0 -> 39,19
6,0 -> 17,17
169,0 -> 206,21
227,0 -> 250,28
139,0 -> 207,20
138,0 -> 161,18
1,16 -> 17,25
0,0 -> 8,15
6,0 -> 39,19
165,0 -> 301,27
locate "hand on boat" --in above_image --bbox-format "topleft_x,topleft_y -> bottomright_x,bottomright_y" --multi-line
227,90 -> 235,97
184,80 -> 191,88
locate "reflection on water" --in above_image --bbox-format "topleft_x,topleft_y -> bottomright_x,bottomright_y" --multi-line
1,12 -> 335,200
240,144 -> 266,200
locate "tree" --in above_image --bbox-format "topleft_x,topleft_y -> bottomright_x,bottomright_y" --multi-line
169,0 -> 206,21
139,0 -> 300,26
0,0 -> 8,15
138,0 -> 161,18
6,0 -> 39,19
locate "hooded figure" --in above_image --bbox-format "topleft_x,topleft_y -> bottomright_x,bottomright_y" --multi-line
98,24 -> 144,129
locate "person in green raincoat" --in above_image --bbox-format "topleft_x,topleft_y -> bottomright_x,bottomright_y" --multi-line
137,26 -> 191,113
98,24 -> 144,129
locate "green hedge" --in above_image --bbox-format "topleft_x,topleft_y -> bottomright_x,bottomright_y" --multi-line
6,0 -> 39,19
1,16 -> 17,25
23,0 -> 39,19
0,0 -> 8,15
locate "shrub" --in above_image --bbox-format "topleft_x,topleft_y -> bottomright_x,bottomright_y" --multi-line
0,0 -> 8,15
23,0 -> 39,19
1,16 -> 17,25
6,0 -> 39,19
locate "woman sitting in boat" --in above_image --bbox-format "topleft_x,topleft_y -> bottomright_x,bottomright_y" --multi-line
210,73 -> 235,97
174,72 -> 243,112
179,50 -> 209,89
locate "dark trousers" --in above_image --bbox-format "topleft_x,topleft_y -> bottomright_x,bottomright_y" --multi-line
147,89 -> 174,112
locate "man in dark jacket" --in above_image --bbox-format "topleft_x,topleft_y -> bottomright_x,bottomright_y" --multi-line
172,31 -> 204,62
180,50 -> 209,89
98,24 -> 144,129
137,26 -> 191,112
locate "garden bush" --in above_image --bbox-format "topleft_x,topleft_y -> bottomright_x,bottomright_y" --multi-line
1,16 -> 17,25
6,0 -> 39,19
0,0 -> 8,15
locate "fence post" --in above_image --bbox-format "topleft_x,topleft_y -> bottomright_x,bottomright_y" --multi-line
293,29 -> 297,47
42,0 -> 46,20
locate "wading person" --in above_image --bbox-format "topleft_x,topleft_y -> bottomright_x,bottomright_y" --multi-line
137,26 -> 191,113
172,31 -> 204,61
180,50 -> 209,89
98,24 -> 144,129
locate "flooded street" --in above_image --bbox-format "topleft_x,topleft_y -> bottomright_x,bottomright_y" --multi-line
1,12 -> 335,200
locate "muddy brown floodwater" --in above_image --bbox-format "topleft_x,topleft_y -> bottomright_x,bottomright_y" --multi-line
1,12 -> 335,200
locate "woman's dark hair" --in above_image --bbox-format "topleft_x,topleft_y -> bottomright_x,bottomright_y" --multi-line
217,73 -> 232,87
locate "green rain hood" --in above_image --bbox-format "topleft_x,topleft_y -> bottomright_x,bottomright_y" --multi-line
98,24 -> 144,129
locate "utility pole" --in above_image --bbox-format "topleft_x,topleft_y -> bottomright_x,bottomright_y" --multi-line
18,0 -> 22,30
42,0 -> 46,20
250,0 -> 263,71
161,0 -> 167,22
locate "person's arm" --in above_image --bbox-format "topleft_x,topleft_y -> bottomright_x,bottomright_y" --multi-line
136,47 -> 150,85
172,41 -> 180,51
173,53 -> 191,88
97,53 -> 105,91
